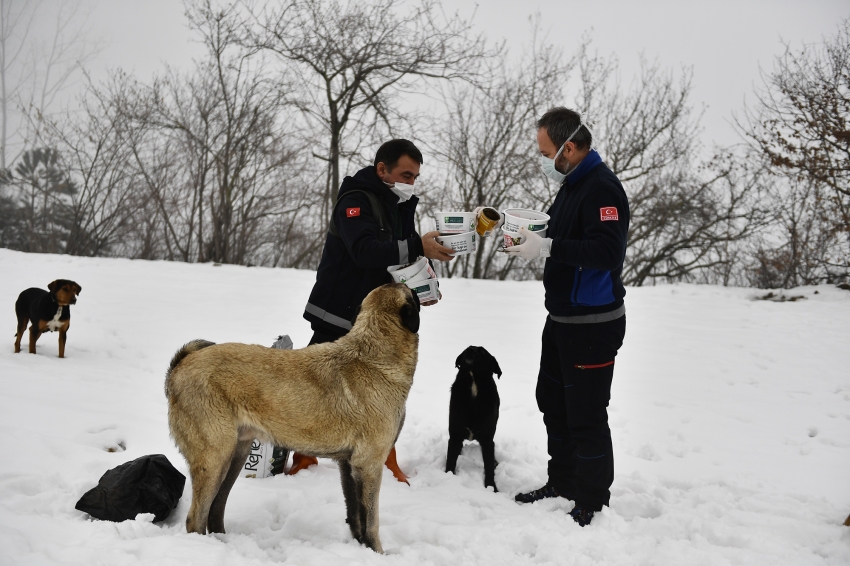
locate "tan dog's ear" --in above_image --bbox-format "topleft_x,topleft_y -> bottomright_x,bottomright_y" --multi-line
47,280 -> 58,292
74,283 -> 81,295
399,291 -> 420,334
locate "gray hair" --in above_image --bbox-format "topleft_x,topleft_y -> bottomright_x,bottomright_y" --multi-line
536,107 -> 592,150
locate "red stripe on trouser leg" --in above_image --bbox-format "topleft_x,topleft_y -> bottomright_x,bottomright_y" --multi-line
574,361 -> 615,370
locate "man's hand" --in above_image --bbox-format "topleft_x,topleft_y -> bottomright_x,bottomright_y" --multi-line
422,231 -> 455,261
502,227 -> 552,260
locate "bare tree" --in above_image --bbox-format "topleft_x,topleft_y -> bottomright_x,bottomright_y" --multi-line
622,152 -> 770,286
0,0 -> 38,168
0,146 -> 77,253
746,176 -> 842,288
426,36 -> 763,286
575,47 -> 700,185
424,22 -> 571,279
571,47 -> 768,285
0,0 -> 100,168
39,80 -> 140,257
739,19 -> 850,285
248,0 -> 489,226
111,1 -> 312,266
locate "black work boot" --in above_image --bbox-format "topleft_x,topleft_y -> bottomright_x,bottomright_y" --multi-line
569,505 -> 595,527
269,446 -> 290,476
514,484 -> 565,504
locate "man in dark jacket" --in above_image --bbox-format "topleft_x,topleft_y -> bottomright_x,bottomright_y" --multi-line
304,139 -> 452,342
505,107 -> 629,527
289,138 -> 453,477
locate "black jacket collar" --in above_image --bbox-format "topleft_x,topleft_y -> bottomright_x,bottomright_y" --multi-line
339,166 -> 399,206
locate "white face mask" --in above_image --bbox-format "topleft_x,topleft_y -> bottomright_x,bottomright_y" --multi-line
540,143 -> 568,183
389,182 -> 416,203
539,120 -> 588,183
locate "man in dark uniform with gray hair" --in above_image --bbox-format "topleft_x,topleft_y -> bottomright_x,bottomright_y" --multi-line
505,107 -> 629,527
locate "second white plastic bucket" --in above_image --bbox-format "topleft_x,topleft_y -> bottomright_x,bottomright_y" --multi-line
406,279 -> 440,303
387,256 -> 435,284
435,230 -> 478,255
502,208 -> 550,233
435,211 -> 477,234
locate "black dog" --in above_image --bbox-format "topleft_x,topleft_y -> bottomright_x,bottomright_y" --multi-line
14,280 -> 81,358
446,346 -> 503,491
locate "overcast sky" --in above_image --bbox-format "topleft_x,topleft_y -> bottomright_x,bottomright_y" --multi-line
49,0 -> 850,149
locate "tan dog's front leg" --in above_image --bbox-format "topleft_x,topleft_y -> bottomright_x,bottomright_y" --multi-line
207,439 -> 252,534
185,442 -> 236,535
350,461 -> 384,553
339,459 -> 362,540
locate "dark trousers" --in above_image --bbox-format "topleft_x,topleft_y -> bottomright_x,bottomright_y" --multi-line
536,314 -> 626,511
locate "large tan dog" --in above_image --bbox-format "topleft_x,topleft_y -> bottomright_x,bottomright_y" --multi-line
165,283 -> 420,553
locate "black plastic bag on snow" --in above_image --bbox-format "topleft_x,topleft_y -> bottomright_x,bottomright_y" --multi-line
75,454 -> 186,522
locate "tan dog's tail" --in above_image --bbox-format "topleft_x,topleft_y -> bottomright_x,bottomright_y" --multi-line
164,339 -> 216,397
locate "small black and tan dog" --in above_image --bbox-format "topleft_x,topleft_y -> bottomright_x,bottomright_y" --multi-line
446,345 -> 503,491
14,280 -> 81,358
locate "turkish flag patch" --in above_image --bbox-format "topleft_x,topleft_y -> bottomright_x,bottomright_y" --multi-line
346,207 -> 360,218
600,207 -> 619,221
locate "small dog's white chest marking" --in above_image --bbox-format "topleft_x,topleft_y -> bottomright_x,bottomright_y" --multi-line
470,379 -> 477,398
47,306 -> 63,331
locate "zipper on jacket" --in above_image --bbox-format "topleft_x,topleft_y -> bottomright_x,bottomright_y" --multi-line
574,361 -> 614,370
570,266 -> 583,305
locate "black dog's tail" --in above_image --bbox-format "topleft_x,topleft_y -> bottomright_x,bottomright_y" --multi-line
164,339 -> 216,397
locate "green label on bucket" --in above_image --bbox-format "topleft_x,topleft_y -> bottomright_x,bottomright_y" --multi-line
528,224 -> 546,231
412,284 -> 431,294
444,216 -> 464,224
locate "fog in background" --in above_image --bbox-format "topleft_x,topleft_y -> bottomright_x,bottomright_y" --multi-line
68,0 -> 849,148
4,0 -> 848,287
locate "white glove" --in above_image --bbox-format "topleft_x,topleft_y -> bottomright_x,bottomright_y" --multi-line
473,206 -> 504,237
502,227 -> 552,260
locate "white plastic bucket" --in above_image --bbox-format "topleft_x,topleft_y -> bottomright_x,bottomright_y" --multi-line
435,211 -> 477,234
387,256 -> 435,284
502,226 -> 547,248
502,227 -> 522,248
406,279 -> 440,303
435,230 -> 477,256
502,208 -> 550,233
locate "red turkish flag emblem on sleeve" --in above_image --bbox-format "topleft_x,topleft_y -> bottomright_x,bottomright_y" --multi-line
600,207 -> 619,221
346,207 -> 360,217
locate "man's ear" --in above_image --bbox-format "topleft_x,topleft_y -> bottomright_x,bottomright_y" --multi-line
376,161 -> 390,182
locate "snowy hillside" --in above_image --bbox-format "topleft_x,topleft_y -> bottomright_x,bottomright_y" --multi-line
0,248 -> 848,565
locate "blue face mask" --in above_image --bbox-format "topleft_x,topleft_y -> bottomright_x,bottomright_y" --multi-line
539,120 -> 587,183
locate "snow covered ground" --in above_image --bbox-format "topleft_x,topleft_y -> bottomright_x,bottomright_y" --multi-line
0,248 -> 848,565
